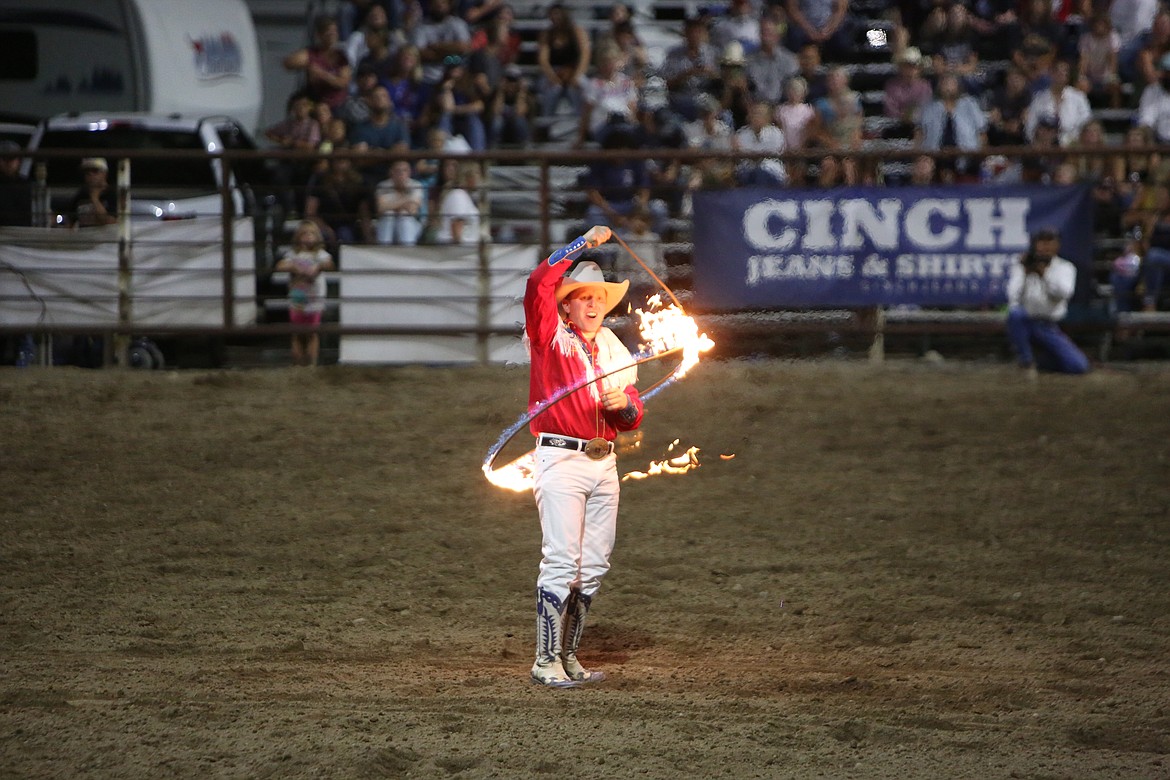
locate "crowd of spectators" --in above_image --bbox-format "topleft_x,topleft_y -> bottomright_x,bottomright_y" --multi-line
271,0 -> 1170,310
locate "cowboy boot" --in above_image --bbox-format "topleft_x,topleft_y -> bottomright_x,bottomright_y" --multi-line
561,590 -> 606,683
531,588 -> 579,688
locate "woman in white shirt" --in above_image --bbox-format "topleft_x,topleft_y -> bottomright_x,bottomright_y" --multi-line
436,161 -> 482,246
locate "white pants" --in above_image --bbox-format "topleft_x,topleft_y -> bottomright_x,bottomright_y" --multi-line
533,446 -> 620,603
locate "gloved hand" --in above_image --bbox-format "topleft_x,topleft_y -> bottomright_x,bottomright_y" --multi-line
583,225 -> 612,248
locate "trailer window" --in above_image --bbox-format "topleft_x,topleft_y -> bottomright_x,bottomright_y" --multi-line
0,30 -> 38,79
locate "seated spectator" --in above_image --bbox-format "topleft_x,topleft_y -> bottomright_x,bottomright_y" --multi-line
1116,0 -> 1160,84
711,41 -> 753,129
489,65 -> 531,146
357,23 -> 400,87
637,105 -> 688,217
536,2 -> 591,116
1020,118 -> 1062,183
1024,59 -> 1091,147
434,161 -> 482,245
1133,10 -> 1170,92
745,15 -> 799,107
338,64 -> 381,126
1137,53 -> 1170,143
375,160 -> 424,245
1110,231 -> 1144,314
423,56 -> 487,151
916,73 -> 987,183
1005,228 -> 1090,375
886,153 -> 938,186
578,43 -> 639,147
348,85 -> 410,184
305,148 -> 374,247
784,0 -> 854,61
812,66 -> 863,152
595,5 -> 648,84
471,3 -> 521,65
1007,0 -> 1068,65
919,2 -> 982,92
812,154 -> 859,187
348,4 -> 400,75
413,0 -> 472,86
883,46 -> 932,132
1078,14 -> 1122,108
683,93 -> 735,192
385,45 -> 427,138
794,43 -> 829,103
734,100 -> 788,187
967,0 -> 1019,60
1116,125 -> 1161,211
660,16 -> 719,121
986,66 -> 1032,146
265,91 -> 322,215
67,158 -> 117,228
283,15 -> 353,112
1012,33 -> 1057,91
582,126 -> 668,236
1074,120 -> 1125,231
711,0 -> 761,54
613,205 -> 665,303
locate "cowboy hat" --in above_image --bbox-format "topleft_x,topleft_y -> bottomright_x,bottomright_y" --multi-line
555,261 -> 629,315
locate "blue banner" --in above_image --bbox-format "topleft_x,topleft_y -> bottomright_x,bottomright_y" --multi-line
691,185 -> 1094,309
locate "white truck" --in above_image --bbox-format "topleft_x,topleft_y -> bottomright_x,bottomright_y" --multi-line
0,0 -> 263,132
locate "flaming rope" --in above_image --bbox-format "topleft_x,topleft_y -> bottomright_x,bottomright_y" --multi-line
482,234 -> 714,492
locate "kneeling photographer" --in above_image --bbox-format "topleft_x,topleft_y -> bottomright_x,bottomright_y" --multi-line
1005,228 -> 1091,375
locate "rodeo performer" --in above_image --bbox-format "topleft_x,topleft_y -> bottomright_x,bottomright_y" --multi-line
524,225 -> 644,688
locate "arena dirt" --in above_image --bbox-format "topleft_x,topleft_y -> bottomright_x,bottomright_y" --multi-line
2,359 -> 1168,779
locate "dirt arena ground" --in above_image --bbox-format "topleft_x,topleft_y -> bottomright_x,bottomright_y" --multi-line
2,359 -> 1169,779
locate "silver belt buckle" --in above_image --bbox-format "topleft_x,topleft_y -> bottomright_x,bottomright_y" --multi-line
583,437 -> 610,460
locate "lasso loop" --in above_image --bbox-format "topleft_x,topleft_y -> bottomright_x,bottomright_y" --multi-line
482,230 -> 701,488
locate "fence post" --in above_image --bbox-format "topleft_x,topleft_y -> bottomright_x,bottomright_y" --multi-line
114,157 -> 133,368
220,155 -> 235,331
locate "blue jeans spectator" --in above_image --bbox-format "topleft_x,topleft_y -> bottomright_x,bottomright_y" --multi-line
439,113 -> 487,152
1006,307 -> 1090,374
376,213 -> 422,245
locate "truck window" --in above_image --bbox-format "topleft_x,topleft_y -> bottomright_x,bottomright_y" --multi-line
36,128 -> 218,191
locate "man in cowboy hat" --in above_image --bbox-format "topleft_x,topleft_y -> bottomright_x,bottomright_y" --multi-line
524,224 -> 644,688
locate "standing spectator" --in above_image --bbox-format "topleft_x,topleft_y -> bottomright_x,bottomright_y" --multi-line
812,65 -> 863,152
414,0 -> 472,86
375,159 -> 424,245
0,141 -> 31,227
784,0 -> 853,61
883,46 -> 932,134
916,72 -> 987,182
264,91 -> 322,216
711,0 -> 762,54
1005,228 -> 1090,375
1078,14 -> 1122,108
987,66 -> 1033,146
283,15 -> 353,112
348,85 -> 410,185
578,44 -> 639,147
1024,59 -> 1092,147
1137,53 -> 1170,143
734,100 -> 787,187
424,56 -> 487,151
66,158 -> 117,228
305,149 -> 374,247
491,65 -> 532,146
274,220 -> 336,367
745,15 -> 799,106
536,2 -> 591,117
661,16 -> 718,122
435,161 -> 482,246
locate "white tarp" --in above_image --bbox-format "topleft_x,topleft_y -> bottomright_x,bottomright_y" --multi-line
339,243 -> 535,365
0,218 -> 256,327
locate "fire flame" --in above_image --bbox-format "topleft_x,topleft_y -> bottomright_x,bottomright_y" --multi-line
635,295 -> 715,376
622,439 -> 702,481
483,297 -> 714,493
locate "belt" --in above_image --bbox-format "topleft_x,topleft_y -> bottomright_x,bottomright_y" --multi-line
537,433 -> 614,460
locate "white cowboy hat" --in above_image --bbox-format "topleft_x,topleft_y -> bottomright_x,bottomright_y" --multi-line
555,261 -> 629,315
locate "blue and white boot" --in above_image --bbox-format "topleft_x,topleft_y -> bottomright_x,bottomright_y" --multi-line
531,588 -> 580,688
561,590 -> 606,684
